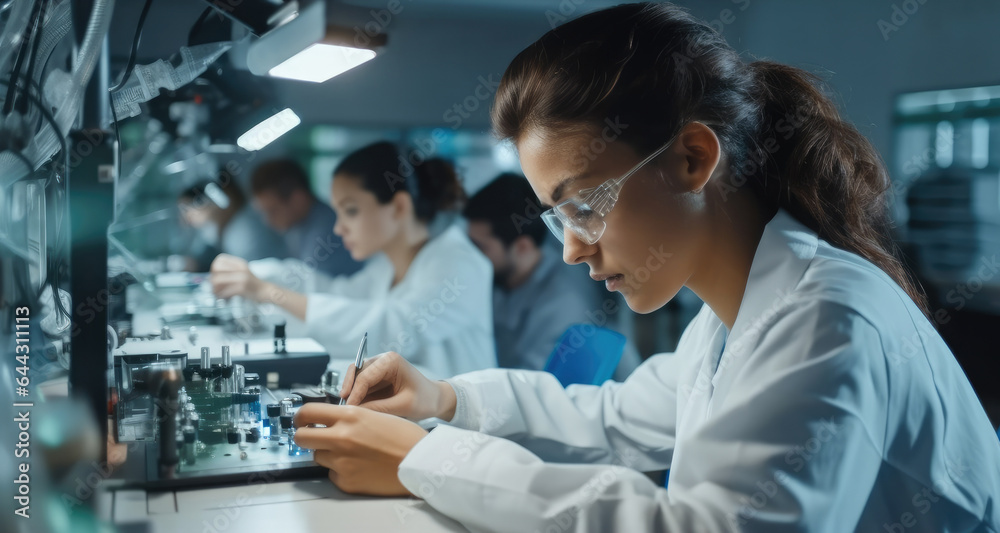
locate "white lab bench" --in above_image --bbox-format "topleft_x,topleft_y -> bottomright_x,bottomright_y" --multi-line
107,479 -> 467,532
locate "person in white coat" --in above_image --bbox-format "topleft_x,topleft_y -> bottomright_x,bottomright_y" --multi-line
290,3 -> 1000,532
210,142 -> 496,378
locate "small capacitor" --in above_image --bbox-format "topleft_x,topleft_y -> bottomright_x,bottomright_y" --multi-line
281,398 -> 294,413
287,426 -> 304,457
227,427 -> 240,445
183,425 -> 197,465
200,347 -> 211,369
221,345 -> 232,367
267,404 -> 280,431
274,321 -> 287,354
246,427 -> 261,443
321,370 -> 340,395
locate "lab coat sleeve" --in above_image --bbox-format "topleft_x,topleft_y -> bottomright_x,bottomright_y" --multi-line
400,299 -> 888,533
440,305 -> 716,467
248,257 -> 348,294
442,361 -> 680,470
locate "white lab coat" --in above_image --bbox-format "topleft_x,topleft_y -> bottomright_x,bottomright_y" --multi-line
250,225 -> 497,378
396,208 -> 1000,533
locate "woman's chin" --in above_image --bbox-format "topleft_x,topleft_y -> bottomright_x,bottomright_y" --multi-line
349,248 -> 372,262
623,289 -> 680,315
618,291 -> 649,314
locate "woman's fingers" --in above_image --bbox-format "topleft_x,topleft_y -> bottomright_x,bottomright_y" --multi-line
327,469 -> 341,490
344,353 -> 397,405
210,271 -> 248,298
294,403 -> 351,428
210,253 -> 240,272
209,254 -> 253,298
312,449 -> 336,469
292,426 -> 332,451
340,362 -> 357,399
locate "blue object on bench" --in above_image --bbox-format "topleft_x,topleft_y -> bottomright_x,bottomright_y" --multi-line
543,324 -> 627,387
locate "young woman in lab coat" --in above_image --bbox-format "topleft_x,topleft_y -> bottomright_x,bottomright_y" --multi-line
292,4 -> 1000,531
210,142 -> 496,378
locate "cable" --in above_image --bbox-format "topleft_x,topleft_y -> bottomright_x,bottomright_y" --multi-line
108,0 -> 154,93
3,0 -> 44,115
0,77 -> 63,184
108,0 -> 155,183
3,150 -> 33,174
19,0 -> 48,114
0,77 -> 70,319
188,6 -> 213,46
109,88 -> 121,183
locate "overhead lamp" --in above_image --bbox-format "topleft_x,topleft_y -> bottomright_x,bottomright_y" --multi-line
267,43 -> 376,83
237,108 -> 301,151
210,0 -> 386,84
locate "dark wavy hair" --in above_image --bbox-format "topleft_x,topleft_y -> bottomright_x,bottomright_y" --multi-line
334,141 -> 465,223
463,173 -> 547,247
491,2 -> 929,317
250,158 -> 312,199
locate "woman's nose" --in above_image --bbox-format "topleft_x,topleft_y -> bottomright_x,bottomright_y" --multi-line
333,220 -> 344,237
562,229 -> 596,265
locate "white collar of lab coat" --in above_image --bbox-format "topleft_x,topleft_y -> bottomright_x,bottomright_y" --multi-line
726,208 -> 819,347
376,223 -> 468,293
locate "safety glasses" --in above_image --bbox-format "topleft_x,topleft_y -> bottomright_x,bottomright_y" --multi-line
540,129 -> 683,245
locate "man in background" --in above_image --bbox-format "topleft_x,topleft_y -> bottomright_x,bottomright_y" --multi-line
250,158 -> 362,278
463,173 -> 601,370
177,173 -> 287,270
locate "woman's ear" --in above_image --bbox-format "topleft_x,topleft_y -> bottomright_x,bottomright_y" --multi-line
662,122 -> 721,194
391,191 -> 415,220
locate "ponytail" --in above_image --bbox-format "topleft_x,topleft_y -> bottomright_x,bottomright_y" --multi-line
747,60 -> 929,316
411,157 -> 466,222
491,2 -> 930,317
335,141 -> 466,223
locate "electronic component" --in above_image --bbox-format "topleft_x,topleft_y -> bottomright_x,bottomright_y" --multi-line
274,320 -> 287,354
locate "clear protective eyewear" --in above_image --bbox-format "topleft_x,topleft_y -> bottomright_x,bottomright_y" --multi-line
540,129 -> 684,245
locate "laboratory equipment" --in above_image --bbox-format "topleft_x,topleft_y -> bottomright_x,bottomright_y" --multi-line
111,344 -> 334,490
110,42 -> 233,120
274,319 -> 287,354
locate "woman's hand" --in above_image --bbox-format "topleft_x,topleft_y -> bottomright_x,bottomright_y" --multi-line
210,254 -> 264,300
293,404 -> 427,496
210,254 -> 309,320
340,351 -> 457,421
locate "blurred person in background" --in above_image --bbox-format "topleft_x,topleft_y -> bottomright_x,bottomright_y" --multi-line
250,158 -> 363,278
464,173 -> 603,370
176,172 -> 286,270
211,142 -> 496,378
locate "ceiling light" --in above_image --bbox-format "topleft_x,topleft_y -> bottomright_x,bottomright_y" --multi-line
243,1 -> 386,83
268,43 -> 376,83
237,108 -> 301,151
